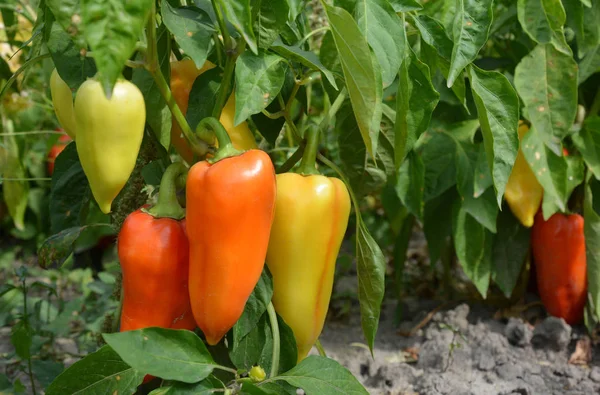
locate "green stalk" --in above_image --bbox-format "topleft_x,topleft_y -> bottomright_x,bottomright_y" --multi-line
146,162 -> 188,219
266,302 -> 280,377
197,117 -> 243,163
276,143 -> 305,174
297,126 -> 320,175
145,4 -> 211,157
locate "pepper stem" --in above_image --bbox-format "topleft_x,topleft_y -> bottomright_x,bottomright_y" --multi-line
198,117 -> 244,163
146,162 -> 187,220
297,126 -> 320,175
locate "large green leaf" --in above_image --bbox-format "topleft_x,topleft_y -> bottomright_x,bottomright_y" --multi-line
162,1 -> 213,70
564,0 -> 600,58
103,328 -> 216,383
394,47 -> 439,166
219,0 -> 258,54
585,178 -> 600,320
234,51 -> 287,125
355,0 -> 405,87
517,0 -> 571,55
541,154 -> 584,218
447,0 -> 493,87
579,44 -> 600,84
514,44 -> 578,155
410,14 -> 453,61
45,346 -> 145,395
491,207 -> 530,298
81,0 -> 152,93
572,116 -> 600,178
232,270 -> 273,345
254,0 -> 289,49
46,0 -> 84,47
395,151 -> 425,220
274,356 -> 368,395
469,65 -> 519,206
324,3 -> 382,157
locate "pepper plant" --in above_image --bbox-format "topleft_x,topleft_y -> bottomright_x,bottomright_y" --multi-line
0,0 -> 600,393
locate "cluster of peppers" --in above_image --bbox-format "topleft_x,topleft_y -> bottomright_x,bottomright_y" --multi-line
505,122 -> 587,324
50,62 -> 351,362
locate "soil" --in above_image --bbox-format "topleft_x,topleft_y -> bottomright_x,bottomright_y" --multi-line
317,300 -> 600,395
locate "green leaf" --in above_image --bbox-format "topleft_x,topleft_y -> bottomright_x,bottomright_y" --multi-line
162,1 -> 213,70
517,0 -> 571,55
463,188 -> 498,233
356,221 -> 385,353
49,142 -> 90,234
410,14 -> 453,61
274,356 -> 368,395
585,178 -> 600,320
46,0 -> 84,47
151,376 -> 225,395
81,0 -> 153,93
447,0 -> 493,87
11,320 -> 32,360
355,0 -> 405,87
579,44 -> 600,84
491,206 -> 530,297
394,47 -> 439,166
187,68 -> 224,130
520,124 -> 567,214
564,0 -> 600,58
395,151 -> 425,220
233,269 -> 273,345
0,120 -> 28,231
469,65 -> 519,207
234,51 -> 287,125
452,202 -> 491,297
38,225 -> 110,269
32,360 -> 64,389
420,132 -> 457,200
473,145 -> 493,197
45,345 -> 145,395
541,153 -> 584,218
45,14 -> 97,90
573,116 -> 600,178
255,0 -> 289,49
389,0 -> 423,12
230,314 -> 268,371
103,328 -> 216,383
514,44 -> 578,155
324,3 -> 382,157
219,0 -> 258,54
271,39 -> 338,89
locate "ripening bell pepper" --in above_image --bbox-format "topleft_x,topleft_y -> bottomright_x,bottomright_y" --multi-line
118,163 -> 196,332
266,127 -> 351,361
74,78 -> 145,214
47,132 -> 71,175
186,118 -> 276,345
50,69 -> 77,139
504,122 -> 543,227
170,59 -> 257,163
531,211 -> 587,324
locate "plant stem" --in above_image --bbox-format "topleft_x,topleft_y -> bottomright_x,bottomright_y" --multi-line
276,144 -> 305,174
261,109 -> 285,119
315,339 -> 327,357
589,86 -> 600,118
0,53 -> 51,101
299,26 -> 330,46
212,55 -> 236,119
146,162 -> 187,219
197,117 -> 242,163
211,0 -> 232,51
297,126 -> 320,175
145,4 -> 211,157
266,302 -> 280,377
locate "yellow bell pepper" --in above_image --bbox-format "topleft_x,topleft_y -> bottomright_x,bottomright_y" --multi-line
504,121 -> 543,227
170,59 -> 257,164
74,79 -> 145,214
266,128 -> 351,361
50,69 -> 77,139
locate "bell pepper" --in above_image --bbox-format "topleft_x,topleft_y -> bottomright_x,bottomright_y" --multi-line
47,131 -> 71,175
74,78 -> 145,214
504,121 -> 543,227
118,163 -> 196,332
170,59 -> 257,164
50,69 -> 77,139
186,118 -> 276,345
266,127 -> 351,361
531,211 -> 587,324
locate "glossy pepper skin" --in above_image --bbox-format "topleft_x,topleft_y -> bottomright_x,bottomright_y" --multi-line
266,173 -> 351,360
170,59 -> 257,163
50,69 -> 77,139
47,132 -> 71,175
75,79 -> 145,214
531,211 -> 587,324
505,122 -> 543,227
118,210 -> 196,331
186,150 -> 276,345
